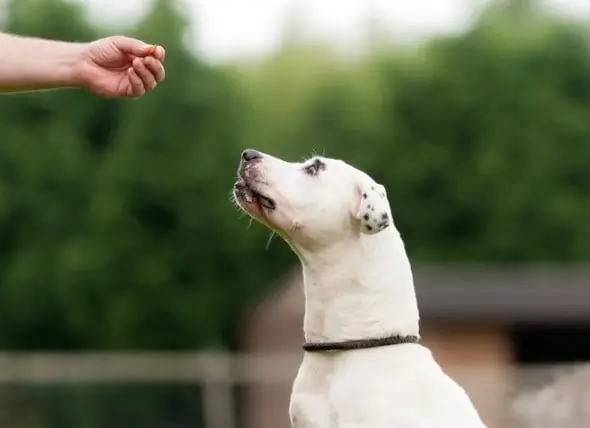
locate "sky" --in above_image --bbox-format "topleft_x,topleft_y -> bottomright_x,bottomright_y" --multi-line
71,0 -> 590,63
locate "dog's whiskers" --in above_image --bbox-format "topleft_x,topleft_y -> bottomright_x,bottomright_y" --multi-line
307,148 -> 326,159
265,231 -> 276,250
229,191 -> 250,219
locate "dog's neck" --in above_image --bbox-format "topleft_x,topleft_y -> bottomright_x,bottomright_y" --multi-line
296,228 -> 420,343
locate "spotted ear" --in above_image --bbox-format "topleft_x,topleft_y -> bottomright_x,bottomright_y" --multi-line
355,180 -> 391,235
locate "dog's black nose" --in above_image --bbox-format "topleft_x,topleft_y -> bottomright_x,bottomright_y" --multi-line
242,149 -> 262,162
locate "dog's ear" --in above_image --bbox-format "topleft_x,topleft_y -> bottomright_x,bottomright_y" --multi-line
354,179 -> 392,235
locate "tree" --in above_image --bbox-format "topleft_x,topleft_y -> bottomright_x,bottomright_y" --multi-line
256,0 -> 590,262
0,0 -> 270,426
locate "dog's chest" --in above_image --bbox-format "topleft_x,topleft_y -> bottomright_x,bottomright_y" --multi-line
289,347 -> 487,428
289,356 -> 335,428
290,393 -> 332,428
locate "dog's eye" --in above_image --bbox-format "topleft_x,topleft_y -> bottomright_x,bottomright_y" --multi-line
304,158 -> 325,176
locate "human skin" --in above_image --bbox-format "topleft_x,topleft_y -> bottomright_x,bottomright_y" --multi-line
0,33 -> 166,98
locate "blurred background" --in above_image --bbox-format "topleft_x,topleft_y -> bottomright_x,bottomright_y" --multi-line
0,0 -> 589,426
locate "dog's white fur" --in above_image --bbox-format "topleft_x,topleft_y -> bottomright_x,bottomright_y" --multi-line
234,150 -> 487,428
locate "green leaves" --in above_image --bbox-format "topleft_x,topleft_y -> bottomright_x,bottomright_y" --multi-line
1,0 -> 589,353
0,0 -> 267,352
1,0 -> 590,425
254,3 -> 590,263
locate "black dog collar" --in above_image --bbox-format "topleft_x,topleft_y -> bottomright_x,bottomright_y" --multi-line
303,334 -> 420,352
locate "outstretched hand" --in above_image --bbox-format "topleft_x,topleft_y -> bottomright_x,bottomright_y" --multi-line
76,36 -> 166,98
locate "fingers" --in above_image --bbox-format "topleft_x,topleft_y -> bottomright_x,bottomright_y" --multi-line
144,56 -> 166,83
106,36 -> 166,98
110,35 -> 153,57
153,45 -> 166,62
109,36 -> 166,62
126,56 -> 165,97
146,45 -> 166,62
132,57 -> 157,91
126,67 -> 145,97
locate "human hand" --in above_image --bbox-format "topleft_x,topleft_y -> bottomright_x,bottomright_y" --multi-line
75,35 -> 166,98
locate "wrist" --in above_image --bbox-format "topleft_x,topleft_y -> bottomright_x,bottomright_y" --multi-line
56,42 -> 88,89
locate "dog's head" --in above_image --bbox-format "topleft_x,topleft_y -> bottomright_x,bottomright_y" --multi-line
233,149 -> 393,250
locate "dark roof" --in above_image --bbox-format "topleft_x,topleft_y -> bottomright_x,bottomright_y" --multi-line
414,265 -> 590,323
265,265 -> 590,324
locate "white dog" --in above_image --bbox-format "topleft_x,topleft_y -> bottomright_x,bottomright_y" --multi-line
233,149 -> 487,428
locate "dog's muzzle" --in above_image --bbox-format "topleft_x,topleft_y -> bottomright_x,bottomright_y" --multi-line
234,150 -> 276,210
233,179 -> 276,210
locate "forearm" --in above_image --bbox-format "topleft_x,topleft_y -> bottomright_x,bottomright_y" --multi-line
0,33 -> 85,93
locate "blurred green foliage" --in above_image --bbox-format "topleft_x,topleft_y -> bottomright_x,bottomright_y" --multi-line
1,0 -> 590,424
0,0 -> 589,352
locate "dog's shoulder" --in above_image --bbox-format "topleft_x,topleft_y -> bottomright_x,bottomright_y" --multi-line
328,345 -> 487,427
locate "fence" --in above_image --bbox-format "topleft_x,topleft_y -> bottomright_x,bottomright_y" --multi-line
0,351 -> 302,428
0,352 -> 588,428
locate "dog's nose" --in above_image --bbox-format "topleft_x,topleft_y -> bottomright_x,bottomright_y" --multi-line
242,149 -> 262,162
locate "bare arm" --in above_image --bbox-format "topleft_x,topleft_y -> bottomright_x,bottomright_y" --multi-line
0,33 -> 85,93
0,33 -> 165,97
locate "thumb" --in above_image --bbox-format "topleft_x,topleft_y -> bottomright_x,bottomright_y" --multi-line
109,36 -> 154,57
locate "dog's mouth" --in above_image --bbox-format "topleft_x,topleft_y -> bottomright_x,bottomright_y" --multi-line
233,179 -> 276,212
